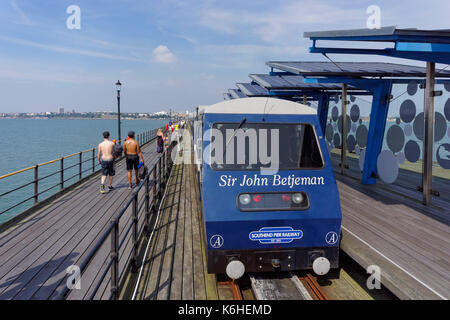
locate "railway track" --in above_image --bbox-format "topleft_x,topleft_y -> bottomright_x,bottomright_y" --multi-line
217,272 -> 329,300
249,272 -> 328,300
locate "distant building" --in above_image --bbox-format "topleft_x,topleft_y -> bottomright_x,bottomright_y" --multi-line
59,107 -> 64,114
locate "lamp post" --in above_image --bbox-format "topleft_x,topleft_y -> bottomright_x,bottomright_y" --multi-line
116,80 -> 122,143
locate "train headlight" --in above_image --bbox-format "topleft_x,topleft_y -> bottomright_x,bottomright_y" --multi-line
292,193 -> 304,204
312,257 -> 330,276
226,260 -> 245,279
239,194 -> 251,205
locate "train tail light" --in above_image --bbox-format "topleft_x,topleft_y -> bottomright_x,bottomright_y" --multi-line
252,194 -> 262,203
237,192 -> 309,211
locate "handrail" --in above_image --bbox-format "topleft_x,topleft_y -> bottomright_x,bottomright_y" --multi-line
59,132 -> 179,300
0,166 -> 36,180
0,127 -> 162,221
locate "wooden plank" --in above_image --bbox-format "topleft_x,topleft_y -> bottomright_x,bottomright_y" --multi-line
157,164 -> 182,300
181,165 -> 194,300
140,165 -> 178,299
169,164 -> 186,300
190,163 -> 206,300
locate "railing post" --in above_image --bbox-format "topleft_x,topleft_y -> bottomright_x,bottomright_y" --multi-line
161,152 -> 166,188
60,158 -> 64,191
158,157 -> 162,197
165,147 -> 169,179
132,193 -> 138,271
145,176 -> 150,235
34,165 -> 38,204
153,166 -> 158,201
79,152 -> 82,181
110,219 -> 119,300
92,149 -> 95,173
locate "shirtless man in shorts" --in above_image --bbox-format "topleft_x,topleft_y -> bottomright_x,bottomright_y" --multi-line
124,131 -> 144,189
98,131 -> 115,194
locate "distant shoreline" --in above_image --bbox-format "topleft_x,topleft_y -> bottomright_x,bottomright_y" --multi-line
0,117 -> 169,120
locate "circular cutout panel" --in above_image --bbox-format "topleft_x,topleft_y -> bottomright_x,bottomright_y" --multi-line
350,104 -> 360,122
325,124 -> 334,142
436,143 -> 450,169
347,135 -> 356,152
337,115 -> 351,135
333,133 -> 341,148
413,112 -> 424,141
404,124 -> 412,137
386,125 -> 405,153
399,99 -> 416,123
404,140 -> 421,163
435,112 -> 447,142
356,125 -> 368,148
445,98 -> 450,121
407,80 -> 418,96
377,150 -> 399,184
331,106 -> 339,121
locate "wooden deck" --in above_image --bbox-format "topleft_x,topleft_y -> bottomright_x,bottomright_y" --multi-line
330,152 -> 450,206
132,138 -> 219,300
0,140 -> 160,300
336,172 -> 450,299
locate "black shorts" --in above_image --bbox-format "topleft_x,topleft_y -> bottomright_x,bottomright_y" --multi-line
101,160 -> 115,176
126,155 -> 140,171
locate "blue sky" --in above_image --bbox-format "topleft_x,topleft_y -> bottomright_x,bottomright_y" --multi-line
0,0 -> 449,113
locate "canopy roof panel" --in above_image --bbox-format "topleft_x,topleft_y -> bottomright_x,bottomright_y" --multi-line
250,74 -> 348,90
228,89 -> 246,99
304,26 -> 450,44
266,61 -> 450,77
236,82 -> 268,96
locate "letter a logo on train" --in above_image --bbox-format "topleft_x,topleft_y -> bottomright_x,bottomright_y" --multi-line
249,227 -> 303,244
209,234 -> 224,248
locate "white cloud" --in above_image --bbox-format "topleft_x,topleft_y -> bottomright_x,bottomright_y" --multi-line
10,0 -> 32,26
153,45 -> 176,64
0,35 -> 143,62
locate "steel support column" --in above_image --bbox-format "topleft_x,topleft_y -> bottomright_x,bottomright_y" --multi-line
341,84 -> 348,175
422,62 -> 435,205
361,81 -> 392,184
316,93 -> 329,136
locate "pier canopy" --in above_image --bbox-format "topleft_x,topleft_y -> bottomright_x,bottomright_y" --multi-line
304,26 -> 450,64
303,27 -> 450,205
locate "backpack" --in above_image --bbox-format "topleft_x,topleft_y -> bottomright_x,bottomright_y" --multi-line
138,162 -> 148,180
113,144 -> 123,158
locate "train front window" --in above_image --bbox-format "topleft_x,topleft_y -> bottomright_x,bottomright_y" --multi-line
210,123 -> 323,170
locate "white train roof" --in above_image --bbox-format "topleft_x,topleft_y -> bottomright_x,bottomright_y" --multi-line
200,97 -> 317,115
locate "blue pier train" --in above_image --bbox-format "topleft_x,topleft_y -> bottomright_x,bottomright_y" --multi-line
192,97 -> 342,279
